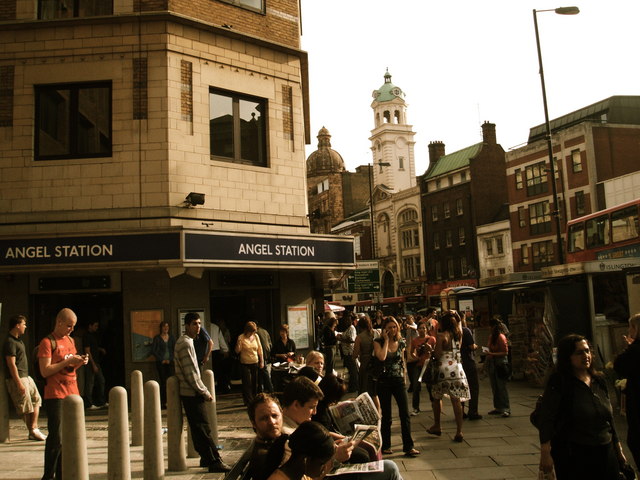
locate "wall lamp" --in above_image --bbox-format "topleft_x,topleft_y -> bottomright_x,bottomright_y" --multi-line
185,192 -> 205,207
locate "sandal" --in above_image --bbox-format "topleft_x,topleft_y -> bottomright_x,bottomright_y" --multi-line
426,427 -> 442,436
404,448 -> 420,457
382,448 -> 394,455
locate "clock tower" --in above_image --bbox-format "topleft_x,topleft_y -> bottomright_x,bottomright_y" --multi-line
369,70 -> 416,192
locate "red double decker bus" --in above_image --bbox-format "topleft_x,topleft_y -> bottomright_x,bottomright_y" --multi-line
566,198 -> 640,263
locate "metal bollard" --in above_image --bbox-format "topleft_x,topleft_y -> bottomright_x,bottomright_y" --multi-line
108,386 -> 131,480
61,394 -> 89,480
143,380 -> 164,480
202,369 -> 219,446
166,376 -> 187,471
131,370 -> 144,446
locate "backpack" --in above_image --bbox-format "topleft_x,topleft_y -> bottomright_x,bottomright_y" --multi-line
529,394 -> 543,428
33,334 -> 57,385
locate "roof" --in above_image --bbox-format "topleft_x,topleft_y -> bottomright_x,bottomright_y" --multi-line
372,70 -> 404,103
424,142 -> 482,179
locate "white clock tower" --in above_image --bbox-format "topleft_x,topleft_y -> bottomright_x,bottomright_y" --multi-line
369,70 -> 416,192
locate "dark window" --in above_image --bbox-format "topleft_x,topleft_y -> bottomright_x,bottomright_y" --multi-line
433,232 -> 440,250
496,236 -> 504,254
219,0 -> 264,12
210,89 -> 267,167
485,239 -> 493,256
35,82 -> 111,160
39,0 -> 112,19
529,201 -> 551,235
445,230 -> 452,247
525,161 -> 548,196
458,227 -> 465,245
456,198 -> 463,215
431,205 -> 438,222
435,261 -> 442,280
532,240 -> 554,269
575,191 -> 586,216
443,202 -> 450,218
571,149 -> 583,173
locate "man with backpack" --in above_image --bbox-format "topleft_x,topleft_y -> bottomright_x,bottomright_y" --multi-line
3,314 -> 46,441
37,308 -> 88,480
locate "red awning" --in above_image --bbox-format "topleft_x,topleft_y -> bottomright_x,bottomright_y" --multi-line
381,296 -> 406,304
355,300 -> 373,307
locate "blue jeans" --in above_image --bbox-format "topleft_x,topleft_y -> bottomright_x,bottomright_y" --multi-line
42,398 -> 62,480
378,375 -> 414,452
487,357 -> 510,413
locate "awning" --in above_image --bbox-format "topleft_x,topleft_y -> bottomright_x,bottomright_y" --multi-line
382,296 -> 406,304
499,279 -> 552,292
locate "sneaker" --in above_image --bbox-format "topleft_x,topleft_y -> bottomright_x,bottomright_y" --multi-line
501,411 -> 511,418
410,409 -> 420,416
29,429 -> 46,441
208,460 -> 232,473
88,405 -> 101,410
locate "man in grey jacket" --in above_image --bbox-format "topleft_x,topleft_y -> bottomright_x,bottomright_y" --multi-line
174,312 -> 231,473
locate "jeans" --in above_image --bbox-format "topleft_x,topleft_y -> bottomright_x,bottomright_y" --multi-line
42,398 -> 63,480
241,363 -> 259,406
180,395 -> 221,466
408,363 -> 423,411
462,360 -> 479,415
84,364 -> 106,407
343,354 -> 359,392
487,357 -> 510,413
258,364 -> 273,393
378,375 -> 414,452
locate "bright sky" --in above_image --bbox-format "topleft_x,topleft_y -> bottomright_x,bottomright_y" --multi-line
300,0 -> 640,175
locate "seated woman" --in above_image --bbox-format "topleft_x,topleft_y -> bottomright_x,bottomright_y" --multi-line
305,350 -> 327,376
272,324 -> 297,363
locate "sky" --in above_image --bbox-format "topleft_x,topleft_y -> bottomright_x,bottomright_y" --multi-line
300,0 -> 640,175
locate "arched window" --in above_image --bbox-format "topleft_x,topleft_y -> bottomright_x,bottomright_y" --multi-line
394,110 -> 400,124
383,111 -> 390,123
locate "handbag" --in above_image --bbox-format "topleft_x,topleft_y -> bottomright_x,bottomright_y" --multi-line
419,355 -> 439,385
496,360 -> 512,380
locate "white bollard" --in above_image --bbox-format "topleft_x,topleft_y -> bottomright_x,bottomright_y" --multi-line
0,375 -> 10,442
143,380 -> 164,480
108,386 -> 131,480
187,423 -> 198,458
202,369 -> 219,446
131,370 -> 144,447
62,394 -> 89,480
167,376 -> 187,471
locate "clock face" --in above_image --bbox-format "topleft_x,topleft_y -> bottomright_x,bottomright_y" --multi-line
391,87 -> 401,96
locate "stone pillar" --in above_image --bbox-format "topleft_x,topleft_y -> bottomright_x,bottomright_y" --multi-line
202,369 -> 219,446
0,371 -> 9,442
166,376 -> 187,471
143,380 -> 164,480
108,386 -> 131,480
61,394 -> 89,480
131,370 -> 144,446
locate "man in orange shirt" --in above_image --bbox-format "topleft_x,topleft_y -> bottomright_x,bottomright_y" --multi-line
38,308 -> 88,480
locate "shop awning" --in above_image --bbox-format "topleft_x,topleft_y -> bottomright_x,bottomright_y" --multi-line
498,279 -> 551,292
382,296 -> 406,304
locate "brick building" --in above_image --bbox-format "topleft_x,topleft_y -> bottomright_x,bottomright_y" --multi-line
0,0 -> 353,388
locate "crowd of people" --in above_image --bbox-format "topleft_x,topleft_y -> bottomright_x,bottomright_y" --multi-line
4,307 -> 640,479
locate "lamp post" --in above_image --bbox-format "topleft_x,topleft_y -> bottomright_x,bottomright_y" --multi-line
533,6 -> 579,265
368,161 -> 391,259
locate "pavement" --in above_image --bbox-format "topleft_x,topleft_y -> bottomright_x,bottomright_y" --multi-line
0,372 -> 634,480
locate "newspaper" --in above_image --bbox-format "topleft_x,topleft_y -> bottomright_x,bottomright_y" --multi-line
326,461 -> 384,476
348,424 -> 381,454
328,392 -> 380,436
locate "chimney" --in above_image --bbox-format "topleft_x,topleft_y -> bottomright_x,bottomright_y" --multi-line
481,121 -> 496,145
428,141 -> 445,165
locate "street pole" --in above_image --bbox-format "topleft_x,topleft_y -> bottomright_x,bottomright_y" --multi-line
368,163 -> 375,259
532,7 -> 579,264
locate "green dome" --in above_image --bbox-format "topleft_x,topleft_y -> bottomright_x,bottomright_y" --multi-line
372,70 -> 404,102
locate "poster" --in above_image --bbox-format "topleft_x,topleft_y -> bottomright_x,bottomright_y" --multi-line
178,308 -> 206,329
287,305 -> 310,349
131,310 -> 163,362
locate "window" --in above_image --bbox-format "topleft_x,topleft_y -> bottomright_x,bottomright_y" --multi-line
403,256 -> 420,279
611,206 -> 639,243
515,168 -> 523,190
521,244 -> 530,265
431,206 -> 439,222
398,156 -> 404,170
445,230 -> 452,247
460,257 -> 467,276
210,89 -> 267,167
401,229 -> 419,249
443,202 -> 451,219
458,227 -> 465,245
568,223 -> 585,253
532,240 -> 554,269
496,236 -> 504,254
433,233 -> 440,250
461,171 -> 467,181
525,161 -> 548,196
498,268 -> 506,275
518,206 -> 526,228
572,149 -> 583,173
485,239 -> 493,256
529,201 -> 551,235
317,179 -> 329,193
435,179 -> 441,189
586,214 -> 610,249
456,198 -> 463,215
219,0 -> 264,12
575,191 -> 586,216
39,0 -> 112,18
435,261 -> 442,280
35,82 -> 112,160
447,258 -> 455,279
487,268 -> 495,277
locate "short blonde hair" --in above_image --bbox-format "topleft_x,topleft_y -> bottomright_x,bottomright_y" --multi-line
305,350 -> 324,365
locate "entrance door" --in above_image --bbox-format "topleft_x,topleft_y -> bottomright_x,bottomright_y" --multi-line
32,293 -> 125,391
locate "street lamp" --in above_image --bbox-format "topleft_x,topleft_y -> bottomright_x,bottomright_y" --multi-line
533,6 -> 579,265
368,161 -> 391,259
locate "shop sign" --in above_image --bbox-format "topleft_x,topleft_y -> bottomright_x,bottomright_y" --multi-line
399,283 -> 422,295
542,262 -> 585,277
480,271 -> 542,287
185,232 -> 354,266
596,244 -> 640,260
585,257 -> 640,273
0,233 -> 180,266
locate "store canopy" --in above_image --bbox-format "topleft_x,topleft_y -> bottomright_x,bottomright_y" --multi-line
325,303 -> 345,312
498,279 -> 551,292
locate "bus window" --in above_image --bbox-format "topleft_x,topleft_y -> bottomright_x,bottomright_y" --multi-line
585,215 -> 609,249
568,223 -> 585,252
611,206 -> 639,243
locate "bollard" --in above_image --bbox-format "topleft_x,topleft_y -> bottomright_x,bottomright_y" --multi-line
131,370 -> 144,447
187,423 -> 198,458
108,386 -> 131,480
143,380 -> 164,480
0,374 -> 10,442
62,394 -> 89,480
202,369 -> 219,446
166,376 -> 187,471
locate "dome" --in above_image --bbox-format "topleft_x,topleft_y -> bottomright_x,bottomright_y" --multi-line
371,69 -> 405,103
306,127 -> 346,176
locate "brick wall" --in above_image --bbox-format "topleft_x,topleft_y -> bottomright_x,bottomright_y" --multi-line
0,0 -> 16,20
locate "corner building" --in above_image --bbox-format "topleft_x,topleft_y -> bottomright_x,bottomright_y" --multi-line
0,0 -> 354,388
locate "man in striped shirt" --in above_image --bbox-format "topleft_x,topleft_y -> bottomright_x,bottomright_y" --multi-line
174,312 -> 231,473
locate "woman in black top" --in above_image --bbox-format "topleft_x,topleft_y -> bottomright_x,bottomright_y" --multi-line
614,313 -> 640,469
538,334 -> 627,479
271,324 -> 296,363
